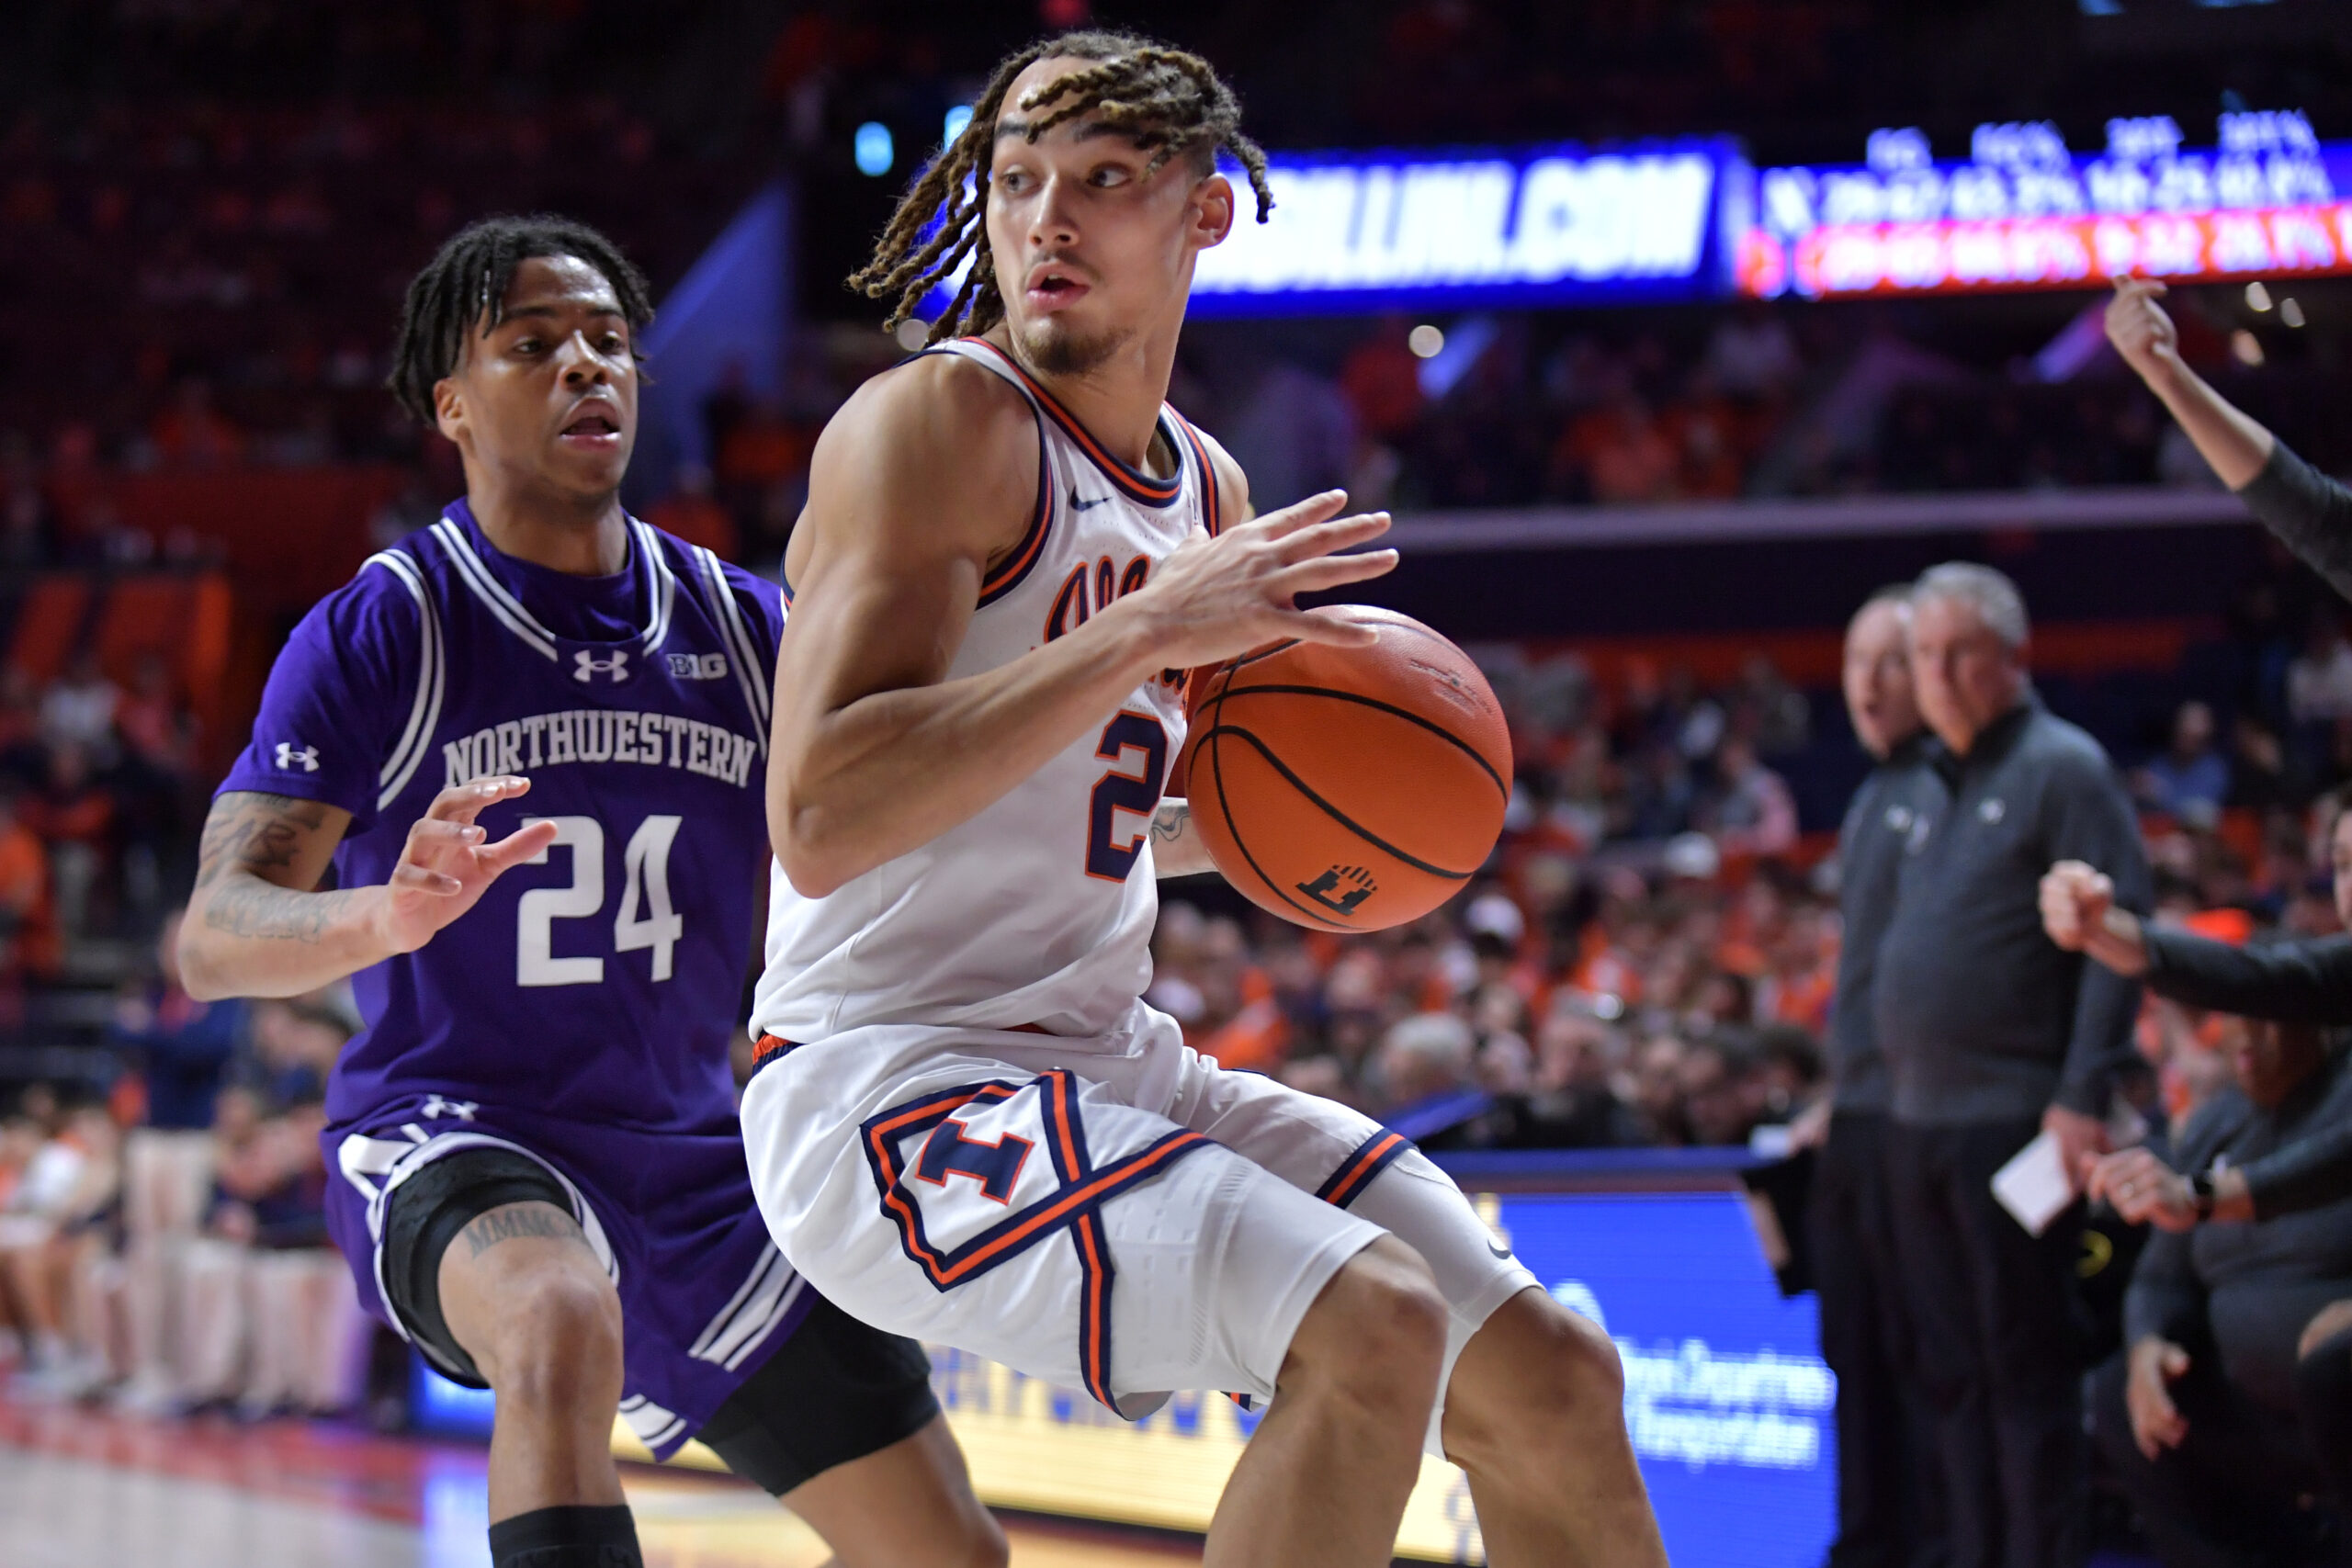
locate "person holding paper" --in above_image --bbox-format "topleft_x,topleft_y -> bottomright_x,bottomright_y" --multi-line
2084,1015 -> 2352,1568
1872,562 -> 2153,1568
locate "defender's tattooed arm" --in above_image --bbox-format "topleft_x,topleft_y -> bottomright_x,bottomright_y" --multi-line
178,778 -> 559,1001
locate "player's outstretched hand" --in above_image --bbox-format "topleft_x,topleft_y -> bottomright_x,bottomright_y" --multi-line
1128,490 -> 1397,671
379,776 -> 561,953
2106,277 -> 2181,388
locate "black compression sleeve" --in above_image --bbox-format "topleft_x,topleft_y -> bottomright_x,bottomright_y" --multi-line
2141,930 -> 2352,1026
487,1505 -> 641,1568
2236,440 -> 2352,605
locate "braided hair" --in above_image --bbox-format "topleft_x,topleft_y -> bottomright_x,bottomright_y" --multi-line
388,214 -> 654,423
851,30 -> 1273,345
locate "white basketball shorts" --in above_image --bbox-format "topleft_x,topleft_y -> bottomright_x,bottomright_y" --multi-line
737,1001 -> 1537,1453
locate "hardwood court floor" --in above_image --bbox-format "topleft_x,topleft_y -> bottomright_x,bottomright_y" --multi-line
0,1393 -> 1200,1568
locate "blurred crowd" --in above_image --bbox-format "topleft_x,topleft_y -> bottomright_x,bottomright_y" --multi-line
0,649 -> 208,1005
0,916 -> 360,1417
6,0 -> 2352,588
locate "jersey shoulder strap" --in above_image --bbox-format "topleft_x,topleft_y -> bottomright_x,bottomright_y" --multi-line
357,544 -> 447,812
677,539 -> 776,760
910,339 -> 1057,607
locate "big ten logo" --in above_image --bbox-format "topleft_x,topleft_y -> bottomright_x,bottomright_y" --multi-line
1045,554 -> 1151,643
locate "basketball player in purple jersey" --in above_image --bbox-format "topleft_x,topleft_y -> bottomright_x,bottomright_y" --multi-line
178,217 -> 1001,1568
744,32 -> 1665,1568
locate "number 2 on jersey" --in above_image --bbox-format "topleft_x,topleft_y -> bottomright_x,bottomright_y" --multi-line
515,814 -> 684,987
1085,711 -> 1168,882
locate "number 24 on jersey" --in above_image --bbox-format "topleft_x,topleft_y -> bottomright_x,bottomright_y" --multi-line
515,814 -> 684,987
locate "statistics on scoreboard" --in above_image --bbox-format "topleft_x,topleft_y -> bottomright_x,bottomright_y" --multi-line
1736,109 -> 2352,299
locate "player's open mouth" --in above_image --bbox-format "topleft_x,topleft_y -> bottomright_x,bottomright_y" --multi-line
559,409 -> 622,447
1024,266 -> 1088,311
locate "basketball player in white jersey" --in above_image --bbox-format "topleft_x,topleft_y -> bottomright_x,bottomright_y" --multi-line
743,32 -> 1667,1566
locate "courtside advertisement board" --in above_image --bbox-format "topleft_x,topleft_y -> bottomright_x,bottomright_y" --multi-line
419,1185 -> 1836,1565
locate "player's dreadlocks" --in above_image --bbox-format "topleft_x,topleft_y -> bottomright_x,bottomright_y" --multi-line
851,30 -> 1274,345
388,214 -> 655,423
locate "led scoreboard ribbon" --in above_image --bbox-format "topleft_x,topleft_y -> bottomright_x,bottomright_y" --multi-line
1186,141 -> 1738,314
914,109 -> 2343,315
1737,111 -> 2352,299
920,140 -> 1742,319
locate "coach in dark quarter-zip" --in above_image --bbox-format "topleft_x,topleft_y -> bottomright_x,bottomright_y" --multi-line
1871,562 -> 2153,1568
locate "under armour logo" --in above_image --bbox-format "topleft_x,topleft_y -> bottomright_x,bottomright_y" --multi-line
274,742 -> 320,773
1069,488 -> 1112,513
574,649 -> 629,683
1297,865 -> 1376,917
665,651 -> 728,679
421,1095 -> 479,1122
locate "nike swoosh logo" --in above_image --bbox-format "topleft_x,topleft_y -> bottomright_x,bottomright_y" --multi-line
1070,489 -> 1112,512
1487,1240 -> 1513,1260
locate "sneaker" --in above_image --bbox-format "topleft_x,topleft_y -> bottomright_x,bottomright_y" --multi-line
107,1371 -> 184,1419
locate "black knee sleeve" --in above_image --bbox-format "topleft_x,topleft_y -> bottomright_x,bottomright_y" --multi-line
487,1504 -> 641,1568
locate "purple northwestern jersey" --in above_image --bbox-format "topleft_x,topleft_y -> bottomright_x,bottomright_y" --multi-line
217,500 -> 806,1455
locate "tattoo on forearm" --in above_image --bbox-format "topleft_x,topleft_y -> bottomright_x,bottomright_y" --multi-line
461,1204 -> 586,1259
199,881 -> 356,943
196,793 -> 328,888
1150,800 -> 1190,846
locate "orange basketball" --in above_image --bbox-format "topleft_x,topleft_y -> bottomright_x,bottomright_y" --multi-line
1180,607 -> 1512,933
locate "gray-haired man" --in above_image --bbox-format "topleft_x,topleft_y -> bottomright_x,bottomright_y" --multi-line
1874,562 -> 2153,1568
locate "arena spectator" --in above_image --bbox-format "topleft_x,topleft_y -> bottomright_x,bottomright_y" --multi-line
177,1077 -> 356,1419
1338,315 -> 1428,445
22,742 -> 115,942
38,652 -> 119,758
2288,618 -> 2352,730
1800,584 -> 1947,1568
2135,701 -> 2230,824
108,911 -> 243,1414
0,787 -> 59,998
0,1090 -> 121,1400
1700,737 -> 1797,857
2088,1015 -> 2352,1568
1874,561 -> 2152,1568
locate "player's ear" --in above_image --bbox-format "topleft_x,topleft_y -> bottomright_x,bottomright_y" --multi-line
433,378 -> 466,446
1190,172 -> 1236,251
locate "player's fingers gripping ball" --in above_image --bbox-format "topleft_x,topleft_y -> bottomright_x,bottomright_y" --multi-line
1181,607 -> 1511,932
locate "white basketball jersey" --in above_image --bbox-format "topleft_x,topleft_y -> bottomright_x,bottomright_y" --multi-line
752,338 -> 1225,1044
